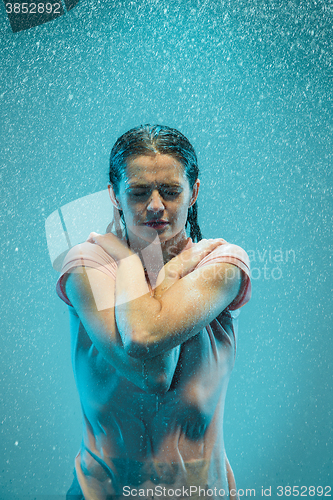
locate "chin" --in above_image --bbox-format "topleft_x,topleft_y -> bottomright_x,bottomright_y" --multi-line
127,224 -> 184,247
127,226 -> 162,245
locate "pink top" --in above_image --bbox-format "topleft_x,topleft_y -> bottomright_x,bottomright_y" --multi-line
56,238 -> 251,500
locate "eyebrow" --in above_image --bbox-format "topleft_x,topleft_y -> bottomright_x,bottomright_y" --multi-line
125,183 -> 183,190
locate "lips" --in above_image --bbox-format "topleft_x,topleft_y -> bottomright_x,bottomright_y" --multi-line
144,221 -> 169,229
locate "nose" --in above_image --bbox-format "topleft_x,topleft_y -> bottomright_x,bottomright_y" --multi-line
147,190 -> 165,213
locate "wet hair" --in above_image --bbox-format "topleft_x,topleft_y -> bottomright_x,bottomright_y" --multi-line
108,124 -> 203,242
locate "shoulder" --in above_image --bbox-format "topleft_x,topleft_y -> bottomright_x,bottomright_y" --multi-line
56,242 -> 117,306
194,238 -> 251,310
61,241 -> 116,269
194,238 -> 250,272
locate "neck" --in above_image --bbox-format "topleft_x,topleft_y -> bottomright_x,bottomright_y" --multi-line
160,229 -> 190,263
126,228 -> 189,268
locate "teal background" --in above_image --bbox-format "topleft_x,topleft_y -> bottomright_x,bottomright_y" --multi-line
1,0 -> 332,498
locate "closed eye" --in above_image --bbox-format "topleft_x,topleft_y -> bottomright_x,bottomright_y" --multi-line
128,189 -> 181,199
130,191 -> 149,197
160,190 -> 181,199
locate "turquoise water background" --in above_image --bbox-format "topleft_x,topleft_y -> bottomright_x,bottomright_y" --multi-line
1,0 -> 332,498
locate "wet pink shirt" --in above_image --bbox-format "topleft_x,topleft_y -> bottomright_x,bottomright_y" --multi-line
57,238 -> 251,500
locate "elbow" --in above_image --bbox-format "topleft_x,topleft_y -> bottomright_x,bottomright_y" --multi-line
122,330 -> 175,395
123,330 -> 154,360
143,373 -> 172,395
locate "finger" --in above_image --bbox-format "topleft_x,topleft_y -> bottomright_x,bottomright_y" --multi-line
200,239 -> 224,252
87,232 -> 100,243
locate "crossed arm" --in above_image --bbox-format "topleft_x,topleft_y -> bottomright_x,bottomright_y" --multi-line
65,234 -> 242,393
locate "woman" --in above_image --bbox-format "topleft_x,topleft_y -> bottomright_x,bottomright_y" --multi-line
56,124 -> 251,500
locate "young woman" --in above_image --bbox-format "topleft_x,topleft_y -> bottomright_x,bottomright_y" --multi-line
56,124 -> 251,500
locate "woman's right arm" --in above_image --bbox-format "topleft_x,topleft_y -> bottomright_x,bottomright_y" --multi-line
65,266 -> 180,394
64,239 -> 226,393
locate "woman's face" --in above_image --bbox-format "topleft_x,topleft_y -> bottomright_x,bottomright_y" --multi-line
109,154 -> 200,246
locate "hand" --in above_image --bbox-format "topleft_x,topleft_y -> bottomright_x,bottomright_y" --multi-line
166,239 -> 224,279
154,239 -> 224,299
87,232 -> 134,262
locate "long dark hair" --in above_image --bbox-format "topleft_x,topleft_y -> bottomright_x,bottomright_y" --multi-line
108,124 -> 203,242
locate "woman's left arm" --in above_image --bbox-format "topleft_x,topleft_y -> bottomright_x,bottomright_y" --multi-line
87,232 -> 242,360
117,258 -> 241,359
